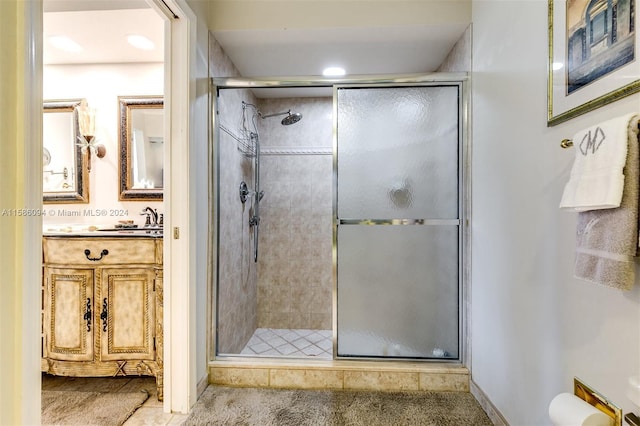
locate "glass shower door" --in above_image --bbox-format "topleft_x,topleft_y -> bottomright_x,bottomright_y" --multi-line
335,84 -> 462,360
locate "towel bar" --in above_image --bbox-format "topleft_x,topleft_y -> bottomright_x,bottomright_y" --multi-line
561,122 -> 640,148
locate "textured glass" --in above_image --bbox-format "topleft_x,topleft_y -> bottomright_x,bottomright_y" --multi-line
337,86 -> 459,219
337,225 -> 459,359
336,85 -> 460,360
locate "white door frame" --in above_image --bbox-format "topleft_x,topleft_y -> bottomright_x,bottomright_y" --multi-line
10,0 -> 44,424
148,0 -> 197,413
19,0 -> 196,418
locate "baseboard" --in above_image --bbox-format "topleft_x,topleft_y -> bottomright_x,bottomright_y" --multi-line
197,374 -> 209,398
470,379 -> 510,426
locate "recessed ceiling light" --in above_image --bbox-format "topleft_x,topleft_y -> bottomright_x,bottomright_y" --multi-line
48,36 -> 82,53
323,67 -> 346,77
127,34 -> 155,50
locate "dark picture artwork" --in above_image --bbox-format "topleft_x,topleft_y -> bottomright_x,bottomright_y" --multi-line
566,0 -> 636,94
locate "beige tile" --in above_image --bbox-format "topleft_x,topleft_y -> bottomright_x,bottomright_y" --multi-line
269,368 -> 343,389
123,407 -> 173,426
289,312 -> 311,329
257,311 -> 270,328
270,311 -> 289,328
140,394 -> 164,408
209,367 -> 269,387
343,371 -> 419,391
257,299 -> 269,320
419,372 -> 469,391
167,414 -> 190,425
289,284 -> 304,307
310,313 -> 332,330
310,286 -> 332,313
290,286 -> 313,313
270,286 -> 291,313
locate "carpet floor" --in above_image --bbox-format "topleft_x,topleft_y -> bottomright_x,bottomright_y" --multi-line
184,386 -> 493,426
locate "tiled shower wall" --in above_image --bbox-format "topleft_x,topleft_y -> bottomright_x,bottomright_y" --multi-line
256,97 -> 333,330
211,35 -> 259,354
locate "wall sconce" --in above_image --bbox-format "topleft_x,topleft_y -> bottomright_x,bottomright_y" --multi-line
76,100 -> 106,173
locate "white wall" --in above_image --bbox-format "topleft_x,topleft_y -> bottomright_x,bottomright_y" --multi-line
190,1 -> 211,394
471,1 -> 640,424
43,63 -> 163,226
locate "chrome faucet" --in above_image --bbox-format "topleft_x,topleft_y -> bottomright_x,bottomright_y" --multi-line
140,207 -> 158,227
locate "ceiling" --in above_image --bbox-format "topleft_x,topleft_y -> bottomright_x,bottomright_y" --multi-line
212,23 -> 467,78
43,0 -> 470,97
43,6 -> 164,65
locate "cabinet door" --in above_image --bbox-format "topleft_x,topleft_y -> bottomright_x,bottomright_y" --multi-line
43,267 -> 94,361
99,268 -> 156,361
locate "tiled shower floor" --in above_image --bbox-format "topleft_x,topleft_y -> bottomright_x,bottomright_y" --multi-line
240,328 -> 333,359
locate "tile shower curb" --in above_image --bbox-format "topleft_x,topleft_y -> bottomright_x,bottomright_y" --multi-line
208,360 -> 469,392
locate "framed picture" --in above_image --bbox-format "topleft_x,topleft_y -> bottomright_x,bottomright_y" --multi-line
548,0 -> 640,126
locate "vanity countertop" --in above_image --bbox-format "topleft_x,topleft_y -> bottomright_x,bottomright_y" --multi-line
43,226 -> 163,238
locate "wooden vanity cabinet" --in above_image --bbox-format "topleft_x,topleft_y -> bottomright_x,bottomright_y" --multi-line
42,236 -> 163,400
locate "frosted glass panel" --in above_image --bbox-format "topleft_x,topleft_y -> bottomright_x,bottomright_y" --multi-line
335,84 -> 461,360
337,225 -> 459,359
337,86 -> 459,219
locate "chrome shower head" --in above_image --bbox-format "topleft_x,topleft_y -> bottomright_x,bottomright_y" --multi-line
281,112 -> 302,125
258,109 -> 303,125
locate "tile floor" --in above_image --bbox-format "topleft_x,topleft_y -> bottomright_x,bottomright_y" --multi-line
41,374 -> 185,425
239,328 -> 333,359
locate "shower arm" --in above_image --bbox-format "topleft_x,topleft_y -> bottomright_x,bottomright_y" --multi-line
258,110 -> 291,119
242,102 -> 290,119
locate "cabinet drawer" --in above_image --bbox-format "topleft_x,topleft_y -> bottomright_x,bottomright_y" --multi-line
43,238 -> 159,265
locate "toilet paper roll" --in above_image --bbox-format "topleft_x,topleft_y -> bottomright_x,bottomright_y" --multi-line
627,376 -> 640,407
549,393 -> 614,426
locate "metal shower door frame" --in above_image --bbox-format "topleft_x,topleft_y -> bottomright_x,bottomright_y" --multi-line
209,74 -> 469,366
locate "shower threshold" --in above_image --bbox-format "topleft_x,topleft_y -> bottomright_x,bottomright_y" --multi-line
237,328 -> 332,360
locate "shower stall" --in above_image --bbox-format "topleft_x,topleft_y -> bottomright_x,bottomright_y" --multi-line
212,75 -> 467,363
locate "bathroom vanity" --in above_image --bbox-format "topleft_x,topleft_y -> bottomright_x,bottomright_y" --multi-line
41,232 -> 163,399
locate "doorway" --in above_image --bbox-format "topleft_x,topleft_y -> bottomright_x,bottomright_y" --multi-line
40,0 -> 171,420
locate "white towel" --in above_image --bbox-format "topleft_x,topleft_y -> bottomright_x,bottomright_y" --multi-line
560,113 -> 637,211
573,115 -> 640,290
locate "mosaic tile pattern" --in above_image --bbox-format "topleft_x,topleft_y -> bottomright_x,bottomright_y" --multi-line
240,328 -> 332,359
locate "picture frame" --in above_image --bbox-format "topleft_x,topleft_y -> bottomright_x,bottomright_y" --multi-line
547,0 -> 640,126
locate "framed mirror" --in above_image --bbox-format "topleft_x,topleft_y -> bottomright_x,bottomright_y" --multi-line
43,99 -> 89,203
118,96 -> 164,200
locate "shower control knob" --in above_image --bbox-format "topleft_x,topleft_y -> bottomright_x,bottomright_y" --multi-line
239,181 -> 249,204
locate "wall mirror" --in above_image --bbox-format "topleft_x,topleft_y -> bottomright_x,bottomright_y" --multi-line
43,99 -> 89,204
118,96 -> 164,200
